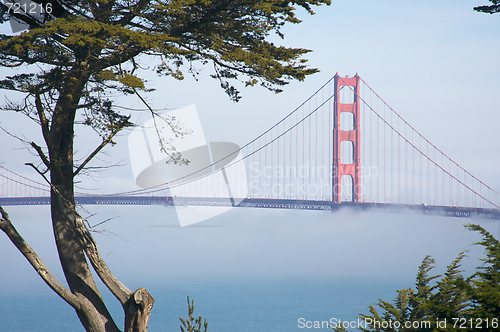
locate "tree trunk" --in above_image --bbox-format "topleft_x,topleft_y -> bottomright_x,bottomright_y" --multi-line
124,288 -> 155,332
49,78 -> 121,332
46,71 -> 154,332
51,201 -> 121,332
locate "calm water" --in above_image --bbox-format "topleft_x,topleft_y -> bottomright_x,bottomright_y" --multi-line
0,277 -> 411,332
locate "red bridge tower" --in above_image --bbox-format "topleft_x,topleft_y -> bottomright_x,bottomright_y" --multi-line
333,74 -> 361,203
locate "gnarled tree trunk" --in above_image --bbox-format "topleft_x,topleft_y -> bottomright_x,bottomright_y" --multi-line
25,68 -> 155,332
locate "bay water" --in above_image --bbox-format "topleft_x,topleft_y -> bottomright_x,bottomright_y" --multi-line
0,276 -> 412,332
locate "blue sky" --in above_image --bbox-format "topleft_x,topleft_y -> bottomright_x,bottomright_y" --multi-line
0,0 -> 499,304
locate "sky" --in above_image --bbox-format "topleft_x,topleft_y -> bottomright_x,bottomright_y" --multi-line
0,0 -> 500,319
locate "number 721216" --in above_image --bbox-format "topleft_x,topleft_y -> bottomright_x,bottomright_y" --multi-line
452,318 -> 498,329
5,2 -> 53,15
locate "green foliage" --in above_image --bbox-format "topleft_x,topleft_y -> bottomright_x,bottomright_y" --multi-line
466,224 -> 500,320
333,224 -> 500,332
180,296 -> 209,332
0,0 -> 331,165
0,0 -> 330,101
426,252 -> 470,324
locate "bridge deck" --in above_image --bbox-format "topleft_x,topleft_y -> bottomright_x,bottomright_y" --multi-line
1,196 -> 498,220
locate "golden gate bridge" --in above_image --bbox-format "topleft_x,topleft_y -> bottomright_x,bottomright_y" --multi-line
1,74 -> 499,220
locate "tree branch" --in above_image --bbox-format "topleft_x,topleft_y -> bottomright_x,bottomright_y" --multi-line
30,142 -> 50,169
23,162 -> 133,305
95,47 -> 146,73
115,0 -> 150,26
77,215 -> 134,306
0,206 -> 81,310
61,202 -> 133,305
35,93 -> 51,148
132,87 -> 190,165
74,128 -> 120,177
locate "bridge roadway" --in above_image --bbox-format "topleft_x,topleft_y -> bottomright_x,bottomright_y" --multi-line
1,196 -> 499,220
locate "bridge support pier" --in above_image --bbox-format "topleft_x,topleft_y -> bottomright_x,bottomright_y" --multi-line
333,73 -> 361,203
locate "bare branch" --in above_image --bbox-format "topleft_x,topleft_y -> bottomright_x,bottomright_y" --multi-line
0,125 -> 31,145
74,128 -> 121,177
25,162 -> 51,183
133,87 -> 190,165
89,215 -> 121,229
35,93 -> 51,147
29,142 -> 50,169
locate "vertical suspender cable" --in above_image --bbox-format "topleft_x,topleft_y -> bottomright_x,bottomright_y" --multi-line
296,104 -> 299,200
329,83 -> 332,201
391,106 -> 393,203
302,107 -> 306,199
449,158 -> 451,206
315,95 -> 318,199
322,88 -> 325,200
462,166 -> 466,207
290,105 -> 292,199
384,104 -> 386,202
271,129 -> 274,198
405,125 -> 408,203
427,143 -> 430,204
377,98 -> 379,203
398,110 -> 401,204
412,130 -> 415,204
362,83 -> 365,202
369,89 -> 372,202
434,149 -> 437,205
306,102 -> 310,199
420,136 -> 422,204
442,152 -> 445,206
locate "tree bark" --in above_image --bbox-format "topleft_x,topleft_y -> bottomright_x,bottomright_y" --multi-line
51,200 -> 121,332
43,67 -> 155,331
48,72 -> 122,332
125,288 -> 155,332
